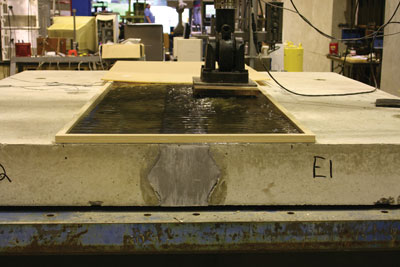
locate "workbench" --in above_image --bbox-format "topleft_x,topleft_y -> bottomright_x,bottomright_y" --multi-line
0,64 -> 400,253
10,56 -> 101,75
326,54 -> 381,86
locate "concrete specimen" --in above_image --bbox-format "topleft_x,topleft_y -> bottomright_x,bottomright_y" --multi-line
0,67 -> 400,206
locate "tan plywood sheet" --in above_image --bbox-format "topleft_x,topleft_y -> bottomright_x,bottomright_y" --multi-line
101,61 -> 268,84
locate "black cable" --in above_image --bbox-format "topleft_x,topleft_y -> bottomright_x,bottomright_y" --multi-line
258,0 -> 264,18
378,30 -> 400,37
253,9 -> 378,97
267,45 -> 280,54
263,0 -> 400,41
260,40 -> 378,97
256,0 -> 400,97
263,62 -> 377,97
246,1 -> 397,97
290,0 -> 400,42
8,76 -> 105,87
263,0 -> 297,14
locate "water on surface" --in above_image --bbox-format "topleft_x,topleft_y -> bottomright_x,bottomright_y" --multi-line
70,83 -> 301,134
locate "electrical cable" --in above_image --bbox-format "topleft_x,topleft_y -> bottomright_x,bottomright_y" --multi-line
263,1 -> 297,14
289,0 -> 400,42
253,20 -> 377,96
378,30 -> 400,37
8,76 -> 105,87
262,58 -> 377,97
255,0 -> 400,97
336,22 -> 399,75
258,0 -> 264,18
267,45 -> 280,55
263,0 -> 397,42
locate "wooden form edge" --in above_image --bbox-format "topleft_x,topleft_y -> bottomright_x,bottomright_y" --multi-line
55,133 -> 315,144
55,82 -> 114,137
55,81 -> 315,144
259,88 -> 315,140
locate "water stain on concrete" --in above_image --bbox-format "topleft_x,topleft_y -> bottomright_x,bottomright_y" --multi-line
140,146 -> 161,205
208,148 -> 229,205
147,145 -> 220,206
262,182 -> 275,194
375,197 -> 396,205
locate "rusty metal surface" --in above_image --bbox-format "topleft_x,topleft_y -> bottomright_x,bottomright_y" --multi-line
0,210 -> 400,254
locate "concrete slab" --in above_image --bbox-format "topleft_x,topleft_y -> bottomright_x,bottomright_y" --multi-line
260,72 -> 400,145
0,69 -> 399,206
0,71 -> 107,145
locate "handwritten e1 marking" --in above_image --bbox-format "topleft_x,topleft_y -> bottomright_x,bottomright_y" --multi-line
313,156 -> 333,178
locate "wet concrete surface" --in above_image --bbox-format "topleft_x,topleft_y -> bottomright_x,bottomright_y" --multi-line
70,83 -> 300,134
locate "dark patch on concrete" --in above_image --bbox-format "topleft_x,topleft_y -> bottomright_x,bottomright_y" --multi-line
262,182 -> 275,194
208,180 -> 227,205
393,114 -> 400,119
375,197 -> 396,205
140,146 -> 161,205
69,83 -> 300,134
88,201 -> 103,206
147,145 -> 220,206
208,148 -> 228,205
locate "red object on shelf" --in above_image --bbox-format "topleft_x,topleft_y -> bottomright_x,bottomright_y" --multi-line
68,49 -> 78,56
329,42 -> 339,55
15,43 -> 32,57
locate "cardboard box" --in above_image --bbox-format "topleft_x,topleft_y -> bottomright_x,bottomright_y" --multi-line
101,43 -> 145,59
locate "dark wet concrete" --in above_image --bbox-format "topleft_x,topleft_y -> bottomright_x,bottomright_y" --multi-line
70,83 -> 301,134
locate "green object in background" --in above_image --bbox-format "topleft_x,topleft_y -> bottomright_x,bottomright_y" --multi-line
121,0 -> 146,23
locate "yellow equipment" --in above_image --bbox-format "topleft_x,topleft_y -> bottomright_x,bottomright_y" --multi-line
284,42 -> 303,72
48,16 -> 97,53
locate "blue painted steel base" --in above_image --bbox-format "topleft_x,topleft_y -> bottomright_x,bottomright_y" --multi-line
0,210 -> 400,254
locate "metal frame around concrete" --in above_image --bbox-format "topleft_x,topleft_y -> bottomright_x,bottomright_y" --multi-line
55,82 -> 315,144
1,209 -> 399,254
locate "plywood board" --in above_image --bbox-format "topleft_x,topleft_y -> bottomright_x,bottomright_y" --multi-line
101,61 -> 268,84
